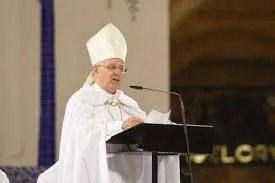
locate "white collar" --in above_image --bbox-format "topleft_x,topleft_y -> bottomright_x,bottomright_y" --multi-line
93,83 -> 120,102
78,83 -> 139,109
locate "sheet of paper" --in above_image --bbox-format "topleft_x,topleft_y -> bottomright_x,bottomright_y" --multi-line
145,109 -> 171,124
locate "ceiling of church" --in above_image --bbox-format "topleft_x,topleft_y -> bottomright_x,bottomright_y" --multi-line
170,0 -> 275,77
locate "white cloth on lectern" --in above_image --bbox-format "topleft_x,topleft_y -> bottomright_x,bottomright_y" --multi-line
39,83 -> 180,183
0,170 -> 9,183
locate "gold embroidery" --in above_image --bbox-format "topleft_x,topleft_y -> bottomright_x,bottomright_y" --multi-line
105,100 -> 120,106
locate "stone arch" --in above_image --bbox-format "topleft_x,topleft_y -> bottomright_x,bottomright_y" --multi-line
171,27 -> 275,78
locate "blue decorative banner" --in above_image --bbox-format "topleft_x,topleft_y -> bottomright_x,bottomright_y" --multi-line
38,0 -> 56,167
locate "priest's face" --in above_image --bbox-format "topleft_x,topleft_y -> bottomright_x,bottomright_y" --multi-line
94,58 -> 126,94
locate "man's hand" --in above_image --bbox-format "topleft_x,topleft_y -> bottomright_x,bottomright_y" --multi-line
122,117 -> 143,130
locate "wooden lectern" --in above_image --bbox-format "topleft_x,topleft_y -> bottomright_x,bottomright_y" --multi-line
107,123 -> 214,183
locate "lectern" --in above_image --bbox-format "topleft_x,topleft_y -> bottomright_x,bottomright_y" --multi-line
107,123 -> 214,183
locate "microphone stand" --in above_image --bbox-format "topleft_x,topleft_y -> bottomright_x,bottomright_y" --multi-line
130,86 -> 194,183
176,93 -> 194,183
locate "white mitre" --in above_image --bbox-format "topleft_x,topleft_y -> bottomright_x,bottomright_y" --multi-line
84,23 -> 127,86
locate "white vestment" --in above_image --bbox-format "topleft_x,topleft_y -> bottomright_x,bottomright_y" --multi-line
39,84 -> 180,183
37,162 -> 59,183
0,170 -> 9,183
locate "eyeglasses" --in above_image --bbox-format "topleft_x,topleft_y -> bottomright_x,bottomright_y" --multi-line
97,64 -> 127,73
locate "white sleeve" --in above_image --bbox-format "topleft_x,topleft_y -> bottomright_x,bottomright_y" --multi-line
0,170 -> 9,183
106,121 -> 123,139
37,175 -> 46,183
58,96 -> 109,183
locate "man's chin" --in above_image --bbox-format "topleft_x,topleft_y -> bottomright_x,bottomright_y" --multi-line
109,84 -> 120,92
112,82 -> 120,87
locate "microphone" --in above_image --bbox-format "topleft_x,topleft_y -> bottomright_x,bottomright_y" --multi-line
130,85 -> 181,97
129,85 -> 194,183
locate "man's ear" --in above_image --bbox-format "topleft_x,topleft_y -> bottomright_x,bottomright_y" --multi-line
93,67 -> 98,74
92,67 -> 98,80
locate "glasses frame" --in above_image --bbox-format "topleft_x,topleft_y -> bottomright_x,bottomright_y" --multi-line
96,64 -> 128,74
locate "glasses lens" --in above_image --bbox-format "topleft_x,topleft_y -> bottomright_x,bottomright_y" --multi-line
99,64 -> 127,73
